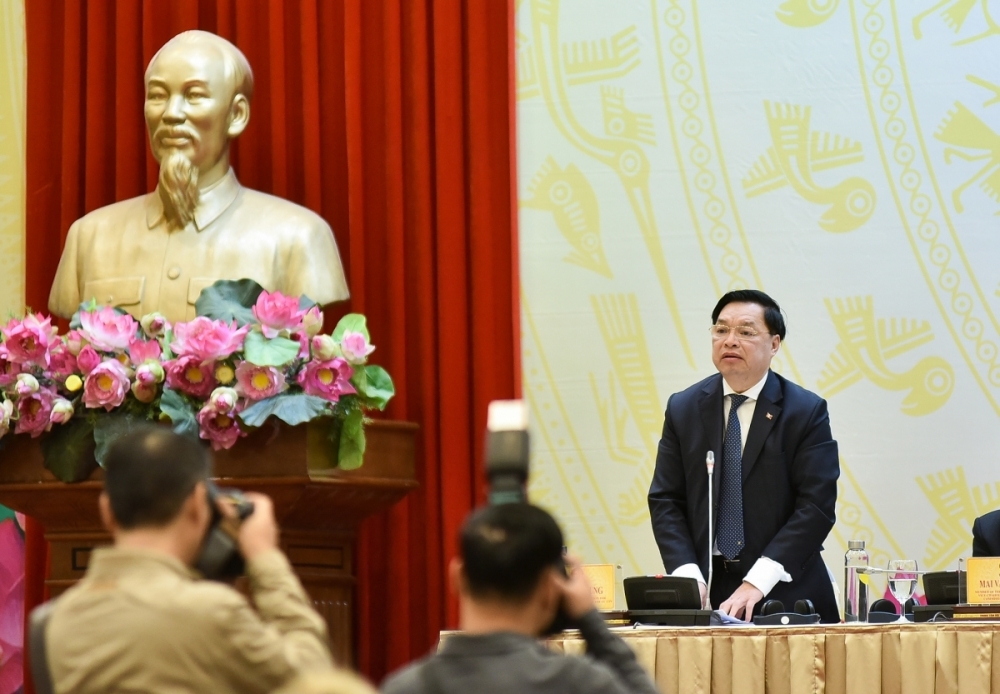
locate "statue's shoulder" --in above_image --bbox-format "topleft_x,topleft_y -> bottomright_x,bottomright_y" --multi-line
236,188 -> 331,235
71,193 -> 152,230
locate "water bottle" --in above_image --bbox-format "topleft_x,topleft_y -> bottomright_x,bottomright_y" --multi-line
844,539 -> 869,622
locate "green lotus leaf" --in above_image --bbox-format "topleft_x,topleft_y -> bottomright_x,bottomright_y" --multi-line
243,331 -> 301,367
337,407 -> 366,470
238,393 -> 331,428
194,278 -> 265,326
332,314 -> 369,342
40,417 -> 98,483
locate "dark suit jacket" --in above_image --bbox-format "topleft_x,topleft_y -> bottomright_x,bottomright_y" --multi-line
973,510 -> 1000,557
647,370 -> 840,621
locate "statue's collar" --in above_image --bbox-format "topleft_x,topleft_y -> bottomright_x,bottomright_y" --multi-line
145,168 -> 242,231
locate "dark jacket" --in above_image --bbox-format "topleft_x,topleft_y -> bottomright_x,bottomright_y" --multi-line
973,509 -> 1000,557
380,610 -> 657,694
648,370 -> 840,622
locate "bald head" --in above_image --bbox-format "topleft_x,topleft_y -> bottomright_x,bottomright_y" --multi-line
145,30 -> 254,102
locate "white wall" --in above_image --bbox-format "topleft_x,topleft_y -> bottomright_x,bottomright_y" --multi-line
517,0 -> 1000,599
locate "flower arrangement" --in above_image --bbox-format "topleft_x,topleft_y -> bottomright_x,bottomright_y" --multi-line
0,280 -> 394,481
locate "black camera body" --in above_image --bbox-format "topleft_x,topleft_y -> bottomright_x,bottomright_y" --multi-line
194,480 -> 255,581
484,401 -> 575,634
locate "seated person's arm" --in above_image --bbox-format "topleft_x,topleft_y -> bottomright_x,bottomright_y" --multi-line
213,494 -> 334,690
560,557 -> 659,694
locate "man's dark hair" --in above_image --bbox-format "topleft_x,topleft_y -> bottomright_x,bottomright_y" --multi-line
712,289 -> 786,340
460,503 -> 564,603
104,427 -> 212,529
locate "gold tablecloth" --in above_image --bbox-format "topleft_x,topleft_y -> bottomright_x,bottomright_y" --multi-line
548,623 -> 1000,694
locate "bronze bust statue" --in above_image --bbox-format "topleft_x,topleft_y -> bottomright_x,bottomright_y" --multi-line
49,30 -> 349,323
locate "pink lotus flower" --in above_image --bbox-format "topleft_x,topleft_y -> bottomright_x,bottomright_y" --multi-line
197,401 -> 244,450
170,317 -> 248,363
49,397 -> 74,425
48,340 -> 79,380
76,346 -> 101,375
1,314 -> 55,367
129,338 -> 162,366
164,356 -> 217,399
297,357 -> 355,402
0,349 -> 18,388
63,329 -> 86,355
15,388 -> 55,437
0,362 -> 19,391
83,360 -> 130,411
234,362 -> 287,400
0,400 -> 13,439
79,306 -> 138,351
341,331 -> 375,365
252,291 -> 304,339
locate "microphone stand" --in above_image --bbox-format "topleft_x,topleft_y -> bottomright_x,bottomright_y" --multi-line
705,451 -> 715,610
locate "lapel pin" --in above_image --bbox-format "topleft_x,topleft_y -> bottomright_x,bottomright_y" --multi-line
766,412 -> 773,420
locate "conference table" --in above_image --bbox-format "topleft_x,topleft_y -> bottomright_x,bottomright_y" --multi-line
547,621 -> 1000,693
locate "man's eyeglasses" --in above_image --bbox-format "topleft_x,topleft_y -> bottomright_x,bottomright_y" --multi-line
709,324 -> 769,341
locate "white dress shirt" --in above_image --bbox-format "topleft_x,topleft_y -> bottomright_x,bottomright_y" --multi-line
671,370 -> 792,598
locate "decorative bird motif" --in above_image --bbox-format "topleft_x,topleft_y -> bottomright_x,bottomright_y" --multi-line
934,102 -> 1000,213
776,0 -> 841,28
918,467 -> 1000,568
913,0 -> 1000,45
819,297 -> 954,416
744,102 -> 876,233
601,87 -> 655,145
530,0 -> 694,366
522,157 -> 613,278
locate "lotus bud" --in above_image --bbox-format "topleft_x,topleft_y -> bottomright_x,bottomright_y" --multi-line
15,373 -> 39,396
311,335 -> 339,360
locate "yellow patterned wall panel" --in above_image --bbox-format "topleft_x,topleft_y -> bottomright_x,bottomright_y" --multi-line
0,0 -> 25,318
518,0 -> 1000,592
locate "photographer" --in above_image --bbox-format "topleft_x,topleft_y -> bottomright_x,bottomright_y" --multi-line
44,427 -> 334,693
380,503 -> 657,694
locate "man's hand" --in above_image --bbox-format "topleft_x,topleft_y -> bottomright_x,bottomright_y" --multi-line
718,581 -> 764,621
556,554 -> 596,619
697,581 -> 708,609
235,492 -> 279,562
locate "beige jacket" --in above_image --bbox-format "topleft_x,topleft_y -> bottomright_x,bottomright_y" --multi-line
47,547 -> 333,694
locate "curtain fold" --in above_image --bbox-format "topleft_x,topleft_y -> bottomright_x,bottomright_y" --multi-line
24,0 -> 516,685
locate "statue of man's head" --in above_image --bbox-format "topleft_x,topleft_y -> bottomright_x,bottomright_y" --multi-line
144,31 -> 254,228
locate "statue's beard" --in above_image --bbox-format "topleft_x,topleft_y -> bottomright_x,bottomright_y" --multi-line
158,151 -> 200,229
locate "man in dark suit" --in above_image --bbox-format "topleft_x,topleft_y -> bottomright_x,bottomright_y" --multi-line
973,510 -> 1000,556
648,290 -> 840,622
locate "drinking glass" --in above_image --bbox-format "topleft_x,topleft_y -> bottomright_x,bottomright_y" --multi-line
887,559 -> 918,623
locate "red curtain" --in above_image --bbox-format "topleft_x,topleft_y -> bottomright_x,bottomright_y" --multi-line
24,0 -> 517,685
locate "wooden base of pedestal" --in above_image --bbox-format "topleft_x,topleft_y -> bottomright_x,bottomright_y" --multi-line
0,419 -> 417,667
